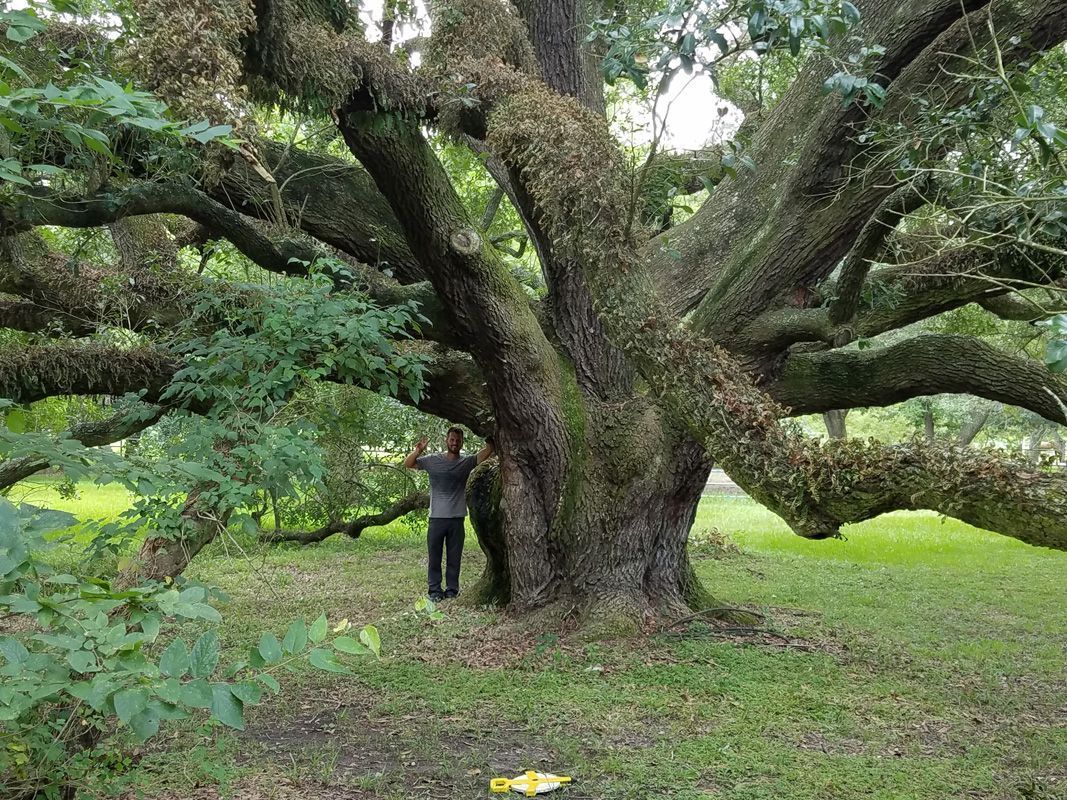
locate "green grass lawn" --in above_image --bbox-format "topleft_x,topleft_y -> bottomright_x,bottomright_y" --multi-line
16,481 -> 1067,800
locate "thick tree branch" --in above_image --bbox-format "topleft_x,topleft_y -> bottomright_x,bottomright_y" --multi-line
407,349 -> 493,437
738,244 -> 1065,354
213,139 -> 427,283
259,490 -> 429,544
851,246 -> 1066,340
0,184 -> 459,344
977,289 -> 1067,322
0,298 -> 94,336
827,181 -> 933,325
768,334 -> 1067,424
0,404 -> 169,489
0,182 -> 321,275
0,343 -> 178,405
336,112 -> 570,503
658,0 -> 1067,330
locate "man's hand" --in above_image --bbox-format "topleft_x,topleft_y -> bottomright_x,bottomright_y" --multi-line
404,436 -> 430,470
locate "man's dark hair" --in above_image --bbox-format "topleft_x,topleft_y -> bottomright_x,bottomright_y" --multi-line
447,426 -> 464,437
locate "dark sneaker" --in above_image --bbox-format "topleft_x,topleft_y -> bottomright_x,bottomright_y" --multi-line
444,589 -> 459,600
428,591 -> 445,602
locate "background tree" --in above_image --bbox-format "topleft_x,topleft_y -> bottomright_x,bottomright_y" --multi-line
2,0 -> 1067,631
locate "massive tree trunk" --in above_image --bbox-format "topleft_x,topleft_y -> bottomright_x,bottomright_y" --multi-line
467,396 -> 713,628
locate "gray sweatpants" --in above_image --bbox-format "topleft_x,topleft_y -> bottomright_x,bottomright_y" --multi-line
427,517 -> 465,594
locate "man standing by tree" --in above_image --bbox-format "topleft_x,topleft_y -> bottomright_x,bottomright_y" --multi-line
404,428 -> 494,601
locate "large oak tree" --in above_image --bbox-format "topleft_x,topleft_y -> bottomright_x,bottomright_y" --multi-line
3,0 -> 1067,629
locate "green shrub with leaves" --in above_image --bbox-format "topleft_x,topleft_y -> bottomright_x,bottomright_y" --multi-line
0,496 -> 380,799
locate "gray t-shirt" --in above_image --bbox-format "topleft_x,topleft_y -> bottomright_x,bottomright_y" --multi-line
416,453 -> 478,518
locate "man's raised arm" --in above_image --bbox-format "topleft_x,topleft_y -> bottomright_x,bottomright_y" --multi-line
403,436 -> 429,469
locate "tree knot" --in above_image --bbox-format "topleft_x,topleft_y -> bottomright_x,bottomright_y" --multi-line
450,228 -> 482,255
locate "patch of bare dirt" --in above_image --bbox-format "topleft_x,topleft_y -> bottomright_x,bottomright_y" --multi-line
227,697 -> 574,800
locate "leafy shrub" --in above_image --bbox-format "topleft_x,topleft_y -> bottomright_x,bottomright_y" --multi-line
0,497 -> 379,799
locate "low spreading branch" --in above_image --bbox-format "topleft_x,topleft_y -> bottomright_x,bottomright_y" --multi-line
768,334 -> 1067,424
0,343 -> 178,405
259,491 -> 429,544
0,184 -> 459,345
0,404 -> 169,489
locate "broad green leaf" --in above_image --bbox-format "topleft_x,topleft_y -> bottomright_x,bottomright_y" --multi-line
188,124 -> 233,143
159,638 -> 190,678
258,632 -> 282,663
33,633 -> 84,650
1046,338 -> 1067,373
129,707 -> 161,741
140,613 -> 161,643
66,677 -> 112,712
153,678 -> 181,705
0,635 -> 29,665
359,625 -> 381,658
179,678 -> 213,709
210,684 -> 245,730
66,650 -> 96,673
0,55 -> 28,80
148,699 -> 189,721
189,631 -> 220,679
5,408 -> 27,433
228,681 -> 261,705
308,613 -> 327,643
113,687 -> 148,724
308,648 -> 350,674
333,636 -> 369,656
282,619 -> 307,654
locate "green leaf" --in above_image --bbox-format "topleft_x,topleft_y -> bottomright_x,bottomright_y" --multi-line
153,677 -> 182,705
113,687 -> 148,724
1045,339 -> 1067,373
308,648 -> 351,674
33,632 -> 84,650
228,681 -> 262,705
308,613 -> 327,643
67,650 -> 96,672
189,631 -> 220,679
129,707 -> 161,741
5,407 -> 27,433
258,632 -> 282,664
282,618 -> 307,655
188,124 -> 233,143
210,684 -> 245,730
180,679 -> 213,709
258,674 -> 280,694
0,636 -> 29,666
140,613 -> 161,643
359,625 -> 381,658
0,55 -> 28,80
67,677 -> 112,712
160,638 -> 190,678
332,636 -> 370,656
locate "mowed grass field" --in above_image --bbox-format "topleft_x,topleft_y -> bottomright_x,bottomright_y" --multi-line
14,478 -> 1067,800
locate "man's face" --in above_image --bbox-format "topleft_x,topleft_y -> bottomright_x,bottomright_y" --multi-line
446,431 -> 463,454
